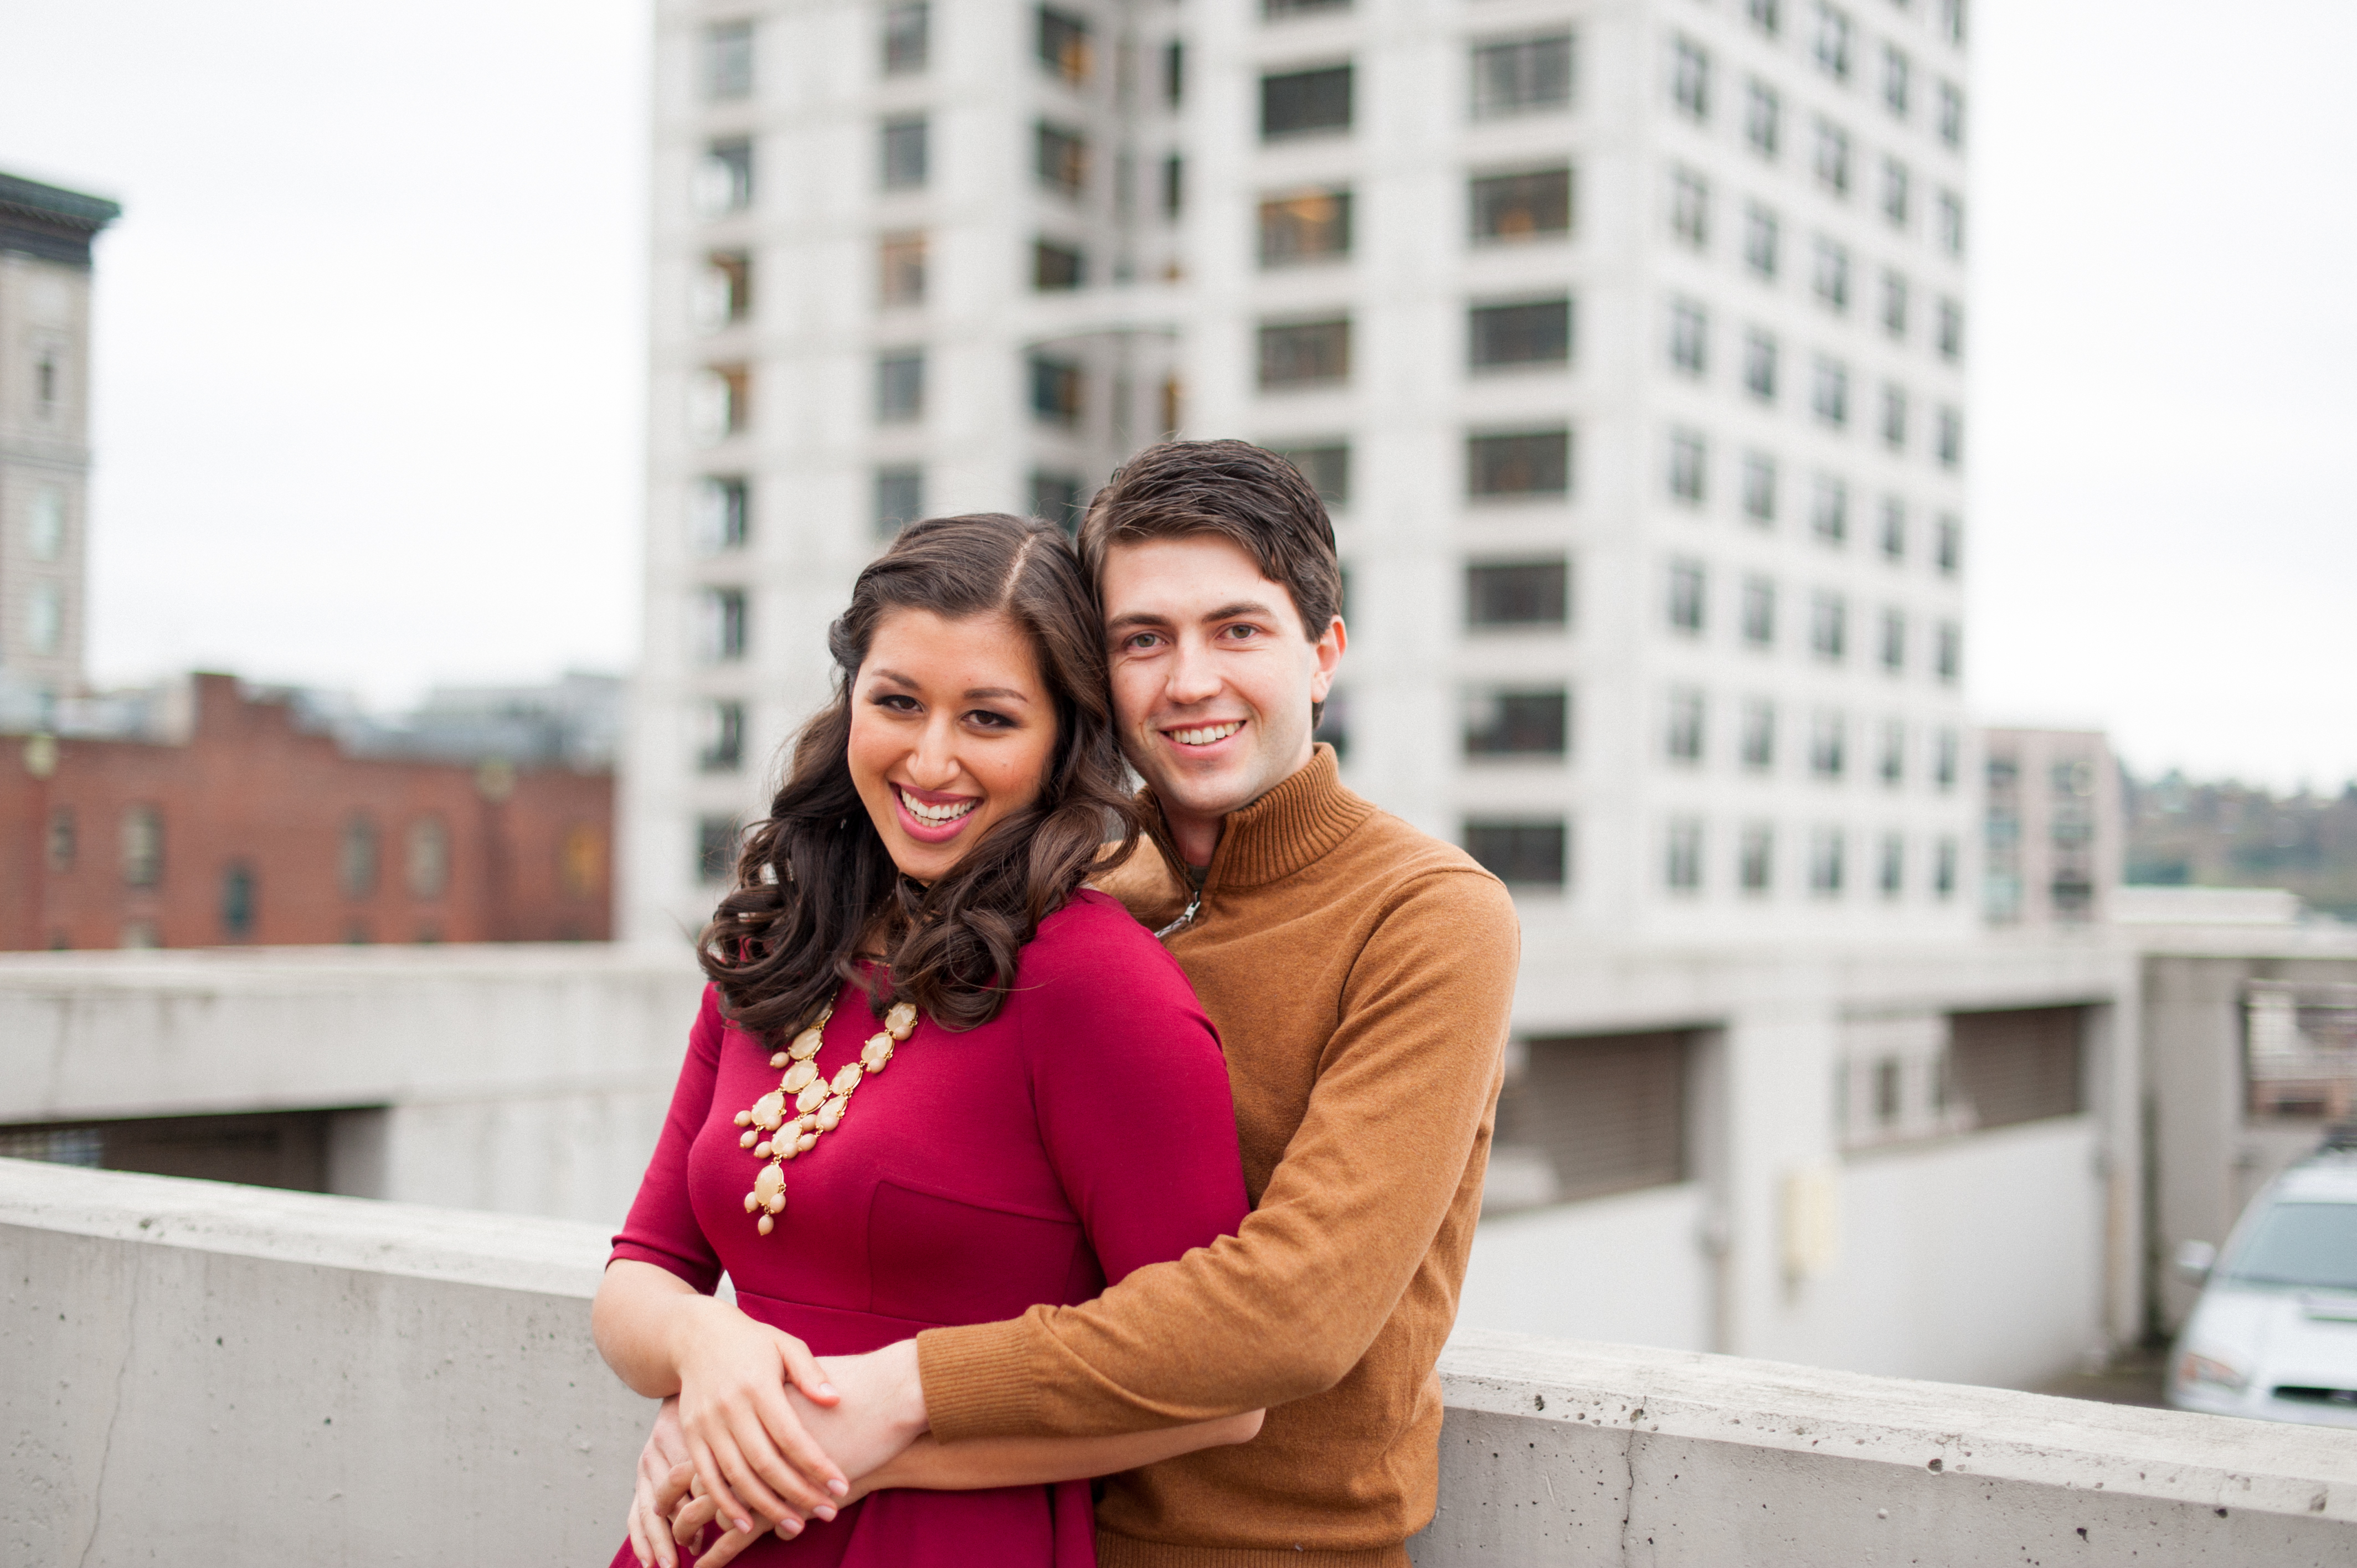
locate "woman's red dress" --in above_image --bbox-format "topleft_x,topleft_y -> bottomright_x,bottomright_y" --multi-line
606,890 -> 1249,1567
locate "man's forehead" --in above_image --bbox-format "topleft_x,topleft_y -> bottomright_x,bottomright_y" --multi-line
1099,534 -> 1291,618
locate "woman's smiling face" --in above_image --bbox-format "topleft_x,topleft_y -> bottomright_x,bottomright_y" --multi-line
847,607 -> 1059,884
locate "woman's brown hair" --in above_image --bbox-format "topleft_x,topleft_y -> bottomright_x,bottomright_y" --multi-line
700,513 -> 1138,1035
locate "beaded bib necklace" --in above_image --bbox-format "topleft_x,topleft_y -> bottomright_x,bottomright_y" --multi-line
733,996 -> 919,1235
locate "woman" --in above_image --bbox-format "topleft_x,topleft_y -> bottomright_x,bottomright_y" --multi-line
594,513 -> 1259,1568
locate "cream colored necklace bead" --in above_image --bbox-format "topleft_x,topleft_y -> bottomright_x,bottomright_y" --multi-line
734,997 -> 920,1235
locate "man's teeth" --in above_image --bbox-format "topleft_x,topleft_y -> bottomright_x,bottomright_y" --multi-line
900,790 -> 977,826
1170,721 -> 1243,746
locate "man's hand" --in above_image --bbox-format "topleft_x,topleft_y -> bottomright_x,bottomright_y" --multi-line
625,1397 -> 693,1568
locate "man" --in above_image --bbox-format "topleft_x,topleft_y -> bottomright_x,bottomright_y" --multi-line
636,440 -> 1519,1567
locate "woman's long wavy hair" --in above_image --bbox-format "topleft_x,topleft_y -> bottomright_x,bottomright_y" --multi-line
699,513 -> 1139,1036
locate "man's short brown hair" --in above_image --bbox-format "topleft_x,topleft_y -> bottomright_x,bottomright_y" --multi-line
1077,439 -> 1344,646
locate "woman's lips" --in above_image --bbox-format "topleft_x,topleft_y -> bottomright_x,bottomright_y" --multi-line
892,783 -> 980,844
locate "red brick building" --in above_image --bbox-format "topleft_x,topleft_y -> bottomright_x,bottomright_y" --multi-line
1,673 -> 612,950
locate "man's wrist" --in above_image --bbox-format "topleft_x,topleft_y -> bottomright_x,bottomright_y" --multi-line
884,1336 -> 931,1440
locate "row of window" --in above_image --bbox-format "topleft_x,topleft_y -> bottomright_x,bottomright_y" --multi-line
1665,558 -> 1960,670
1671,189 -> 1965,359
1659,695 -> 1962,786
1674,12 -> 1966,149
1466,813 -> 1962,899
1670,339 -> 1959,473
39,807 -> 456,901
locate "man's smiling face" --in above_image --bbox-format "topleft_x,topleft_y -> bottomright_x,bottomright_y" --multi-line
1100,534 -> 1344,866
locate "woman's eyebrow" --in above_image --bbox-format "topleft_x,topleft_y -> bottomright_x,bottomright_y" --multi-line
964,686 -> 1031,703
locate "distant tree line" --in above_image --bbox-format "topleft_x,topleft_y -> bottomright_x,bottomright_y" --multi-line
2127,773 -> 2357,921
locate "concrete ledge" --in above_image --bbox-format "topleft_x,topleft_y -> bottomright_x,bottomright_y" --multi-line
6,1162 -> 2354,1566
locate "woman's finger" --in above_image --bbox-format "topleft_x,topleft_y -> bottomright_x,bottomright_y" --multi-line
769,1328 -> 841,1406
692,1525 -> 765,1568
655,1460 -> 696,1520
671,1493 -> 719,1546
723,1383 -> 836,1520
709,1415 -> 806,1534
750,1358 -> 850,1502
684,1429 -> 763,1540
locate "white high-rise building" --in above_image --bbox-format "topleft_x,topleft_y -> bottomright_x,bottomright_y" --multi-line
626,0 -> 1977,950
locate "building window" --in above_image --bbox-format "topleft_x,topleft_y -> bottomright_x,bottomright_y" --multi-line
1666,558 -> 1706,634
1876,275 -> 1908,343
1471,167 -> 1572,241
1941,0 -> 1969,46
1666,429 -> 1707,504
883,1 -> 929,74
879,232 -> 926,306
694,476 -> 750,554
1162,39 -> 1185,105
1810,591 -> 1847,662
1670,167 -> 1710,248
1665,688 -> 1706,764
881,116 -> 928,190
1877,833 -> 1904,899
1665,817 -> 1705,891
1162,154 -> 1185,218
1741,697 -> 1776,770
338,816 -> 378,898
25,584 -> 63,655
1746,79 -> 1780,157
1949,1009 -> 2086,1131
1259,318 -> 1351,389
698,251 -> 753,328
1033,238 -> 1086,290
699,700 -> 747,773
697,586 -> 749,663
705,19 -> 754,100
1037,6 -> 1092,82
875,465 -> 923,537
1491,1030 -> 1692,1210
1740,576 -> 1776,648
1936,406 -> 1963,468
1881,157 -> 1911,227
690,365 -> 751,442
1936,514 -> 1962,576
1814,2 -> 1853,80
1880,384 -> 1908,451
1274,443 -> 1351,506
1465,819 -> 1568,888
28,486 -> 68,561
1812,237 -> 1850,312
876,350 -> 924,423
1471,298 -> 1572,369
1934,728 -> 1959,790
1749,0 -> 1782,36
1812,357 -> 1849,427
696,815 -> 741,883
1938,80 -> 1966,148
1468,429 -> 1570,497
1743,204 -> 1780,278
122,805 -> 164,888
1029,353 -> 1083,425
1742,328 -> 1777,401
1466,558 -> 1569,628
1262,65 -> 1354,138
1813,118 -> 1851,195
1937,297 -> 1964,361
1935,836 -> 1958,898
1742,453 -> 1777,525
1810,827 -> 1846,895
1740,823 -> 1774,892
1465,687 -> 1570,758
1259,188 -> 1352,265
406,816 -> 450,900
1265,0 -> 1351,16
1882,43 -> 1911,117
699,138 -> 754,214
220,862 -> 258,940
1879,718 -> 1906,783
1812,476 -> 1847,544
1472,32 -> 1573,118
1878,496 -> 1905,561
1030,471 -> 1085,532
1667,298 -> 1708,377
47,806 -> 76,873
1935,621 -> 1961,683
1036,122 -> 1088,196
1937,190 -> 1965,255
1670,37 -> 1710,121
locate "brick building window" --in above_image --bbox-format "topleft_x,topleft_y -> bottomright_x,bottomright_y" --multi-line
406,816 -> 450,900
47,806 -> 75,872
122,806 -> 163,888
221,863 -> 258,940
339,816 -> 378,898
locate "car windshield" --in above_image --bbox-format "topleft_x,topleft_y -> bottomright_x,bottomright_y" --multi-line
2226,1200 -> 2357,1291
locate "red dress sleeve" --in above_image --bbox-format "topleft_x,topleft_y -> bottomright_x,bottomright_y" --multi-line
609,984 -> 730,1294
1020,894 -> 1250,1286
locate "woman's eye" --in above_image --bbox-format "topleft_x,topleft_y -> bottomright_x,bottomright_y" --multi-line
875,693 -> 919,713
966,709 -> 1015,729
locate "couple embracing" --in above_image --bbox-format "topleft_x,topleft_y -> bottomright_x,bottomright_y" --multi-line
594,440 -> 1520,1567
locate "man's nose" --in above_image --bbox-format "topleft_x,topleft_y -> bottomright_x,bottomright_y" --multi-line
1165,636 -> 1222,705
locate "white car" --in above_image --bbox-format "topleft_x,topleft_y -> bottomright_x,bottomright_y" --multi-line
2169,1141 -> 2357,1427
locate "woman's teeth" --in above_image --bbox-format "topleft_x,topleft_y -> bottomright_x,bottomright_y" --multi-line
899,789 -> 977,826
1170,721 -> 1243,746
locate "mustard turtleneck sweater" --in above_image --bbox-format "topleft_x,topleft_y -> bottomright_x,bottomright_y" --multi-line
916,745 -> 1521,1567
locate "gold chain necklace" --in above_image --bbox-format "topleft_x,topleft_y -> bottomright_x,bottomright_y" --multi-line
734,996 -> 919,1235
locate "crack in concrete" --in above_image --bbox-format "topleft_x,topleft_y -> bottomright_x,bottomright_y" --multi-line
1615,1390 -> 1649,1565
73,1249 -> 140,1568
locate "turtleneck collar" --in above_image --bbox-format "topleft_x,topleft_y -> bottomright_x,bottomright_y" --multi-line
1140,743 -> 1372,892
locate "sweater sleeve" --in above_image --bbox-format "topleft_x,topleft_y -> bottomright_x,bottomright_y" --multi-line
1023,902 -> 1249,1289
608,984 -> 730,1295
916,869 -> 1519,1439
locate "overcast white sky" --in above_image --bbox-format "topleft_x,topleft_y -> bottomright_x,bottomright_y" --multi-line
2,0 -> 2352,787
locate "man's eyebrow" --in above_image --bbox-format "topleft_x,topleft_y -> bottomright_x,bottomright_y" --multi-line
1104,610 -> 1174,632
1203,600 -> 1278,623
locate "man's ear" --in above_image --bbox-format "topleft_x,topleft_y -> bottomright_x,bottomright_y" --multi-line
1309,617 -> 1346,702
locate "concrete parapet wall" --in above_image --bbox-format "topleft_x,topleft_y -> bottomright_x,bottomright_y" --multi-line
7,1162 -> 2353,1566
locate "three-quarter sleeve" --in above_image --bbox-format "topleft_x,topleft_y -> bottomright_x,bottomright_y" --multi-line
609,983 -> 730,1294
1021,896 -> 1249,1288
